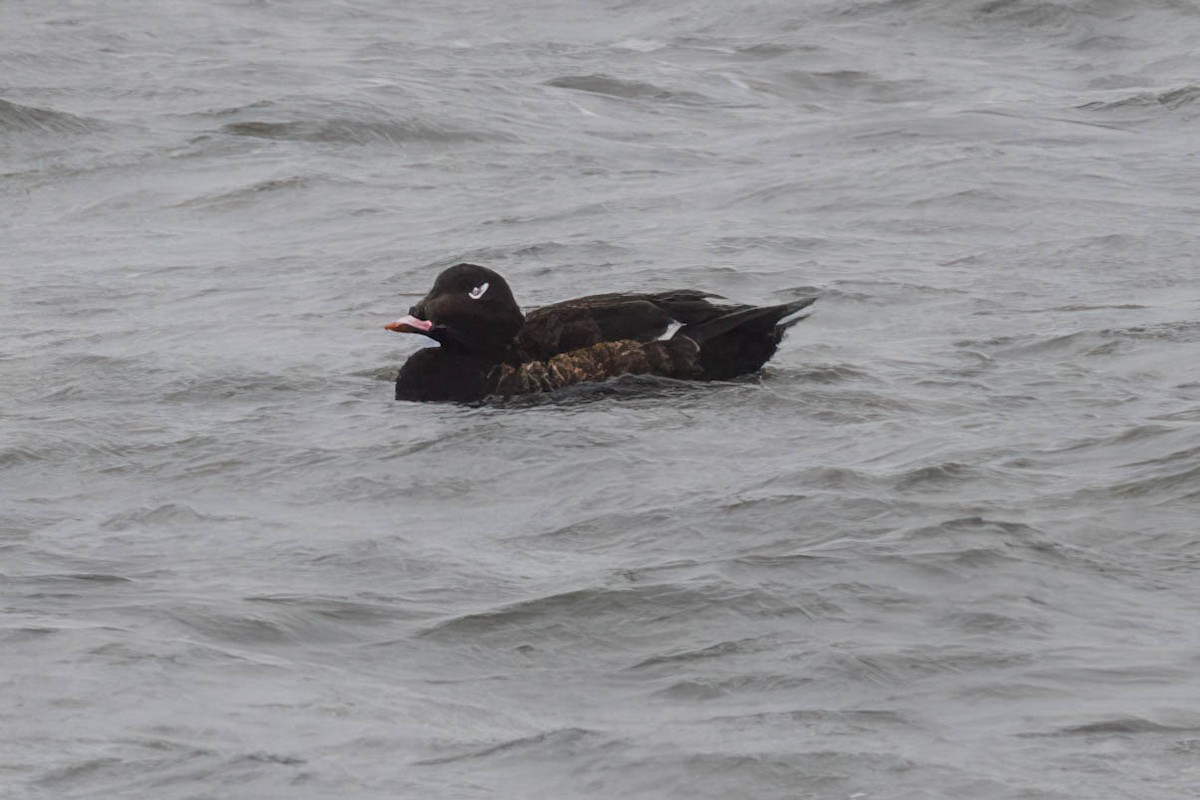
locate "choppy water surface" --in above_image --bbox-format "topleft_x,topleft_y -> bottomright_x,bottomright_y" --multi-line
4,1 -> 1200,797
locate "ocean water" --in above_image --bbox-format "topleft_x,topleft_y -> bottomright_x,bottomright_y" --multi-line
4,1 -> 1200,797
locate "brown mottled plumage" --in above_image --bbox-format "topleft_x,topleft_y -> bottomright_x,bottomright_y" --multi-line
385,263 -> 814,403
492,337 -> 701,395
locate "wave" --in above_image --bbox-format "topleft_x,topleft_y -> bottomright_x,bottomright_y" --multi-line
772,69 -> 937,104
221,117 -> 497,145
210,98 -> 506,146
100,503 -> 242,531
629,635 -> 777,669
1078,85 -> 1200,115
418,579 -> 811,642
415,727 -> 606,766
973,0 -> 1086,30
1026,715 -> 1200,737
957,318 -> 1200,368
545,74 -> 716,106
0,98 -> 98,135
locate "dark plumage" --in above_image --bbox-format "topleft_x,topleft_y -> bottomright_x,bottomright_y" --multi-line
385,263 -> 815,402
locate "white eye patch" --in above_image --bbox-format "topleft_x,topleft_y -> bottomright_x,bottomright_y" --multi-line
468,282 -> 489,300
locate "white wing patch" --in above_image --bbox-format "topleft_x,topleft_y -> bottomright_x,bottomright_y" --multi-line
656,320 -> 684,341
468,282 -> 490,300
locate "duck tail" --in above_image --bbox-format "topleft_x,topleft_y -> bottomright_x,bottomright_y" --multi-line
774,297 -> 817,329
678,296 -> 816,380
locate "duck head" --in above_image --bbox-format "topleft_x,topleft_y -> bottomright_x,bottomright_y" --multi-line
386,263 -> 524,357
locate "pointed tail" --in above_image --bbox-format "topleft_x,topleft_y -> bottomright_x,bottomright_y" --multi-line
681,296 -> 816,346
677,296 -> 816,380
775,297 -> 817,329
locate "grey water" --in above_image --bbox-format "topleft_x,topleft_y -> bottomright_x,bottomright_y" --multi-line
4,1 -> 1200,797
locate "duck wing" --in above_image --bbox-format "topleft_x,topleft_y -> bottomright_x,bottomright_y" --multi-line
492,295 -> 816,396
516,290 -> 742,361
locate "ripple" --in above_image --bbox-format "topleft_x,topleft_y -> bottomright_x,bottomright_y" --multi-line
629,636 -> 777,670
545,74 -> 715,106
418,579 -> 812,642
1027,716 -> 1200,737
0,98 -> 99,135
209,98 -> 506,146
415,727 -> 607,766
1079,85 -> 1200,114
221,117 -> 497,145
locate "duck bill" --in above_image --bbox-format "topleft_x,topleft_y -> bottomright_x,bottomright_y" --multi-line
384,315 -> 435,335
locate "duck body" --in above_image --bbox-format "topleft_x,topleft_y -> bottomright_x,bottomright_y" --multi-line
386,263 -> 814,403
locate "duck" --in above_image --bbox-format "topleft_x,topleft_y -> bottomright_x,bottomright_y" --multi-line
384,263 -> 815,402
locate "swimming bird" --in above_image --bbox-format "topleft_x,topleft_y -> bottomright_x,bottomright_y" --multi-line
385,263 -> 815,402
